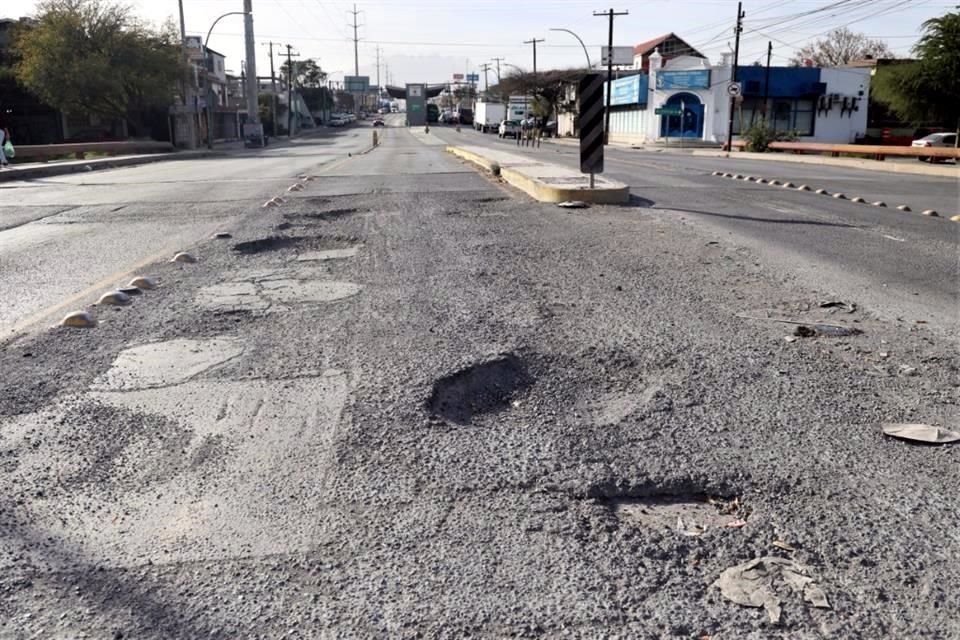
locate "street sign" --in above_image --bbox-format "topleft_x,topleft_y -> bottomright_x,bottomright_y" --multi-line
655,106 -> 682,116
579,73 -> 604,175
344,75 -> 370,92
452,73 -> 464,81
466,73 -> 479,83
727,82 -> 742,97
601,46 -> 634,66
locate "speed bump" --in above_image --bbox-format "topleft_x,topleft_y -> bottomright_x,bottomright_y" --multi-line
129,276 -> 158,290
61,311 -> 96,328
98,290 -> 131,306
170,252 -> 198,264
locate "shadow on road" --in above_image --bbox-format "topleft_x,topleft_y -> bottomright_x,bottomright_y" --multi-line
652,206 -> 862,228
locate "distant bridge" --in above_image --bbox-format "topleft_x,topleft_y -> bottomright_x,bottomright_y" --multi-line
384,84 -> 446,100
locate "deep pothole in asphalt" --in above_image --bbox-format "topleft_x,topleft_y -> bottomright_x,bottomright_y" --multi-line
284,208 -> 361,222
426,353 -> 532,424
232,234 -> 360,255
601,494 -> 747,536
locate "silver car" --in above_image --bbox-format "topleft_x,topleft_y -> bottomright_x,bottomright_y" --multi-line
911,132 -> 957,162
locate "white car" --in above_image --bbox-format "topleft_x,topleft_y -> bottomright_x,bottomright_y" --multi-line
497,120 -> 521,139
911,132 -> 957,162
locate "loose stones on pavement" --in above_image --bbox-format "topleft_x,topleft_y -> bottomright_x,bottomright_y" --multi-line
170,252 -> 198,263
60,310 -> 96,328
97,290 -> 131,306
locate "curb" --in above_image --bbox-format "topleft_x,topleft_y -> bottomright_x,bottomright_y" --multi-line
693,149 -> 958,178
447,146 -> 629,204
0,151 -> 221,182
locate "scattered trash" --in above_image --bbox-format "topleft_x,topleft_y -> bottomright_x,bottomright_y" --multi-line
784,335 -> 798,343
61,310 -> 96,328
738,315 -> 863,337
170,252 -> 198,264
880,423 -> 960,445
794,325 -> 817,338
772,540 -> 796,552
713,557 -> 830,624
878,351 -> 889,359
819,300 -> 856,313
898,365 -> 918,377
725,519 -> 748,528
557,200 -> 590,208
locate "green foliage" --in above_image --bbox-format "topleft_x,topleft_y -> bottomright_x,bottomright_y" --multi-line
280,58 -> 327,88
790,27 -> 893,66
742,124 -> 796,152
300,87 -> 334,112
14,0 -> 182,128
871,12 -> 960,129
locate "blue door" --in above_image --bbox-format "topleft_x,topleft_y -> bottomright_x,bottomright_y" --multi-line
660,92 -> 704,139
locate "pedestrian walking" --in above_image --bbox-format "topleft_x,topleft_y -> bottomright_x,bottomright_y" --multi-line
0,121 -> 11,169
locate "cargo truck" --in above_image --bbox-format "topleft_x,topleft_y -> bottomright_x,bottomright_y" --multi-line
474,101 -> 506,133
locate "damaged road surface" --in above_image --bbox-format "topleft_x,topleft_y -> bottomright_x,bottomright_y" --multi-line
0,119 -> 958,639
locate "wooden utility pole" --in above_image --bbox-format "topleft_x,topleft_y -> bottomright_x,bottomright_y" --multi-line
285,44 -> 300,136
725,2 -> 745,154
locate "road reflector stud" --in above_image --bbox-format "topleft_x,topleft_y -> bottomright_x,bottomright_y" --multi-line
797,185 -> 810,191
746,176 -> 756,181
768,180 -> 780,185
98,290 -> 132,306
118,286 -> 142,296
756,178 -> 767,183
170,252 -> 198,264
287,183 -> 304,192
734,174 -> 744,180
833,193 -> 846,199
712,171 -> 722,176
872,201 -> 887,207
61,311 -> 96,328
851,197 -> 866,203
816,189 -> 829,195
897,205 -> 911,212
129,276 -> 157,290
950,215 -> 960,222
782,182 -> 795,188
921,209 -> 939,217
263,199 -> 279,208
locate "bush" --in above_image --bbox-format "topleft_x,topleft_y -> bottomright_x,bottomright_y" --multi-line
742,124 -> 797,152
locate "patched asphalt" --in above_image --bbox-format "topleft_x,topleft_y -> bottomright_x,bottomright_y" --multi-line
0,121 -> 957,639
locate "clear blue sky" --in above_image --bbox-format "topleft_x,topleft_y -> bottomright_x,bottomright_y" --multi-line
4,0 -> 956,85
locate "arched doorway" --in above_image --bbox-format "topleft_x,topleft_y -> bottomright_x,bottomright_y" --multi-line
659,92 -> 704,139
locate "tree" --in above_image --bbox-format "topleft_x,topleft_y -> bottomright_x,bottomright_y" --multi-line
14,0 -> 181,135
280,58 -> 327,88
871,12 -> 960,129
492,68 -> 587,120
790,27 -> 893,66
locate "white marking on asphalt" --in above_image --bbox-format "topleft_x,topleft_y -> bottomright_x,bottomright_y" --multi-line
883,235 -> 906,242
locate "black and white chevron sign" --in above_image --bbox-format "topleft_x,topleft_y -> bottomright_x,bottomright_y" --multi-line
579,73 -> 605,174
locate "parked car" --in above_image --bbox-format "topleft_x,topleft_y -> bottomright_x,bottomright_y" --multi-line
373,118 -> 385,127
498,120 -> 521,139
329,116 -> 346,127
911,132 -> 957,162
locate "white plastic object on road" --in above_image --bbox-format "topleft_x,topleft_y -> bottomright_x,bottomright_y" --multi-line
880,423 -> 960,444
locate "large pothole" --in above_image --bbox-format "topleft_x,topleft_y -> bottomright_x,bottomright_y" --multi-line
285,208 -> 361,222
232,236 -> 305,255
426,353 -> 532,424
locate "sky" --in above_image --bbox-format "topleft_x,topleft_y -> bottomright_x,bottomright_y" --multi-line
3,0 -> 956,87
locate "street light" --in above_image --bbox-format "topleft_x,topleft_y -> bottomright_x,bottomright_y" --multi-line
549,28 -> 592,69
204,11 -> 249,149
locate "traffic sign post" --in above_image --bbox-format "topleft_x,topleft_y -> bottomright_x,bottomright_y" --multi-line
579,73 -> 604,187
727,82 -> 742,98
655,106 -> 682,116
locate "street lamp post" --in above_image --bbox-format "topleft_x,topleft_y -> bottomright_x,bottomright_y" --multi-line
204,11 -> 249,149
549,28 -> 592,69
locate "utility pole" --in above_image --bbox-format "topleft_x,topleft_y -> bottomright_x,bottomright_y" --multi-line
285,44 -> 299,136
480,63 -> 491,93
263,41 -> 281,137
490,57 -> 505,102
375,45 -> 381,97
762,41 -> 772,123
176,0 -> 197,148
725,2 -> 745,154
348,4 -> 361,113
593,8 -> 628,145
243,0 -> 260,143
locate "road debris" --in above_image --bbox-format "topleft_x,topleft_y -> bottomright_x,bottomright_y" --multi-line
784,335 -> 798,343
557,201 -> 589,208
713,557 -> 830,624
794,325 -> 817,338
880,423 -> 960,445
819,300 -> 856,313
898,365 -> 918,377
772,540 -> 796,552
738,315 -> 863,337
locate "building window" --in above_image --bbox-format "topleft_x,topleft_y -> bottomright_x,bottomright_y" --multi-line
733,97 -> 815,136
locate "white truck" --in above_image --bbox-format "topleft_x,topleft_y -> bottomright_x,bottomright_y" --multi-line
474,101 -> 506,133
507,96 -> 533,121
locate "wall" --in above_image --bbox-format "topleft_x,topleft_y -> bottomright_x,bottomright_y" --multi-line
809,68 -> 870,143
608,107 -> 650,145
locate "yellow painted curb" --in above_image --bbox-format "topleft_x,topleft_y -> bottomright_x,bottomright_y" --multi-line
447,146 -> 629,204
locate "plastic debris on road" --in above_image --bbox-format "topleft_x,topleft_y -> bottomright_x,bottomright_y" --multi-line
819,300 -> 856,313
557,201 -> 590,209
880,423 -> 960,445
713,556 -> 830,624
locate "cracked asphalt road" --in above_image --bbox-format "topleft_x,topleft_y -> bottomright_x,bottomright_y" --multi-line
0,117 -> 957,638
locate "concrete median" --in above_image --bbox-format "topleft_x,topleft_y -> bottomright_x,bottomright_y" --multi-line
447,145 -> 629,204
